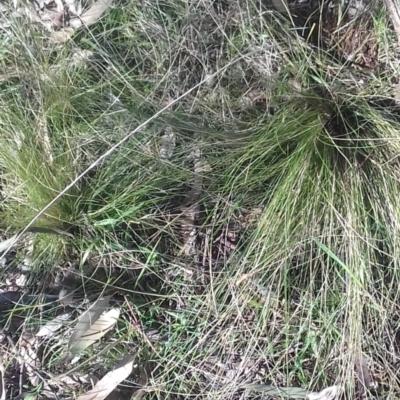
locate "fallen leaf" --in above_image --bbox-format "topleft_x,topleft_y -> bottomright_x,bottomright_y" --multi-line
69,297 -> 110,348
69,297 -> 119,354
355,353 -> 372,393
18,332 -> 41,386
131,368 -> 148,400
242,384 -> 339,400
242,384 -> 309,399
52,373 -> 98,387
36,312 -> 72,338
306,386 -> 339,400
77,355 -> 135,400
69,0 -> 113,29
49,28 -> 74,44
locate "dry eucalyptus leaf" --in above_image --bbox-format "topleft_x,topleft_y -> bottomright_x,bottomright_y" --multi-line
242,384 -> 339,400
19,332 -> 41,386
0,234 -> 19,254
69,298 -> 119,354
36,312 -> 72,338
76,355 -> 135,400
69,296 -> 110,350
242,385 -> 309,399
54,373 -> 98,387
69,0 -> 113,29
49,28 -> 74,44
306,386 -> 339,400
131,368 -> 148,400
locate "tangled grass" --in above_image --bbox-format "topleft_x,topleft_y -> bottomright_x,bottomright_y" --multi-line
1,0 -> 400,398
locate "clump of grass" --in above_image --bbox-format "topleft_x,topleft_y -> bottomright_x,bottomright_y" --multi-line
0,102 -> 79,227
199,55 -> 400,397
2,0 -> 400,399
143,17 -> 400,394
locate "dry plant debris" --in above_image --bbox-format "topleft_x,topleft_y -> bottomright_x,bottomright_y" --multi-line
242,384 -> 339,399
36,312 -> 73,338
76,355 -> 135,400
0,293 -> 128,398
0,0 -> 114,43
68,296 -> 119,355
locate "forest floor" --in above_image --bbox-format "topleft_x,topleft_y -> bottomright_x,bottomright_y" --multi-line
1,0 -> 400,399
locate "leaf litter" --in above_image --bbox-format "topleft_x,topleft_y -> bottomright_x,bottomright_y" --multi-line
68,296 -> 120,355
76,354 -> 135,400
242,384 -> 340,400
18,332 -> 41,387
51,373 -> 98,388
69,0 -> 114,29
0,0 -> 115,43
36,312 -> 73,338
0,292 -> 124,398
